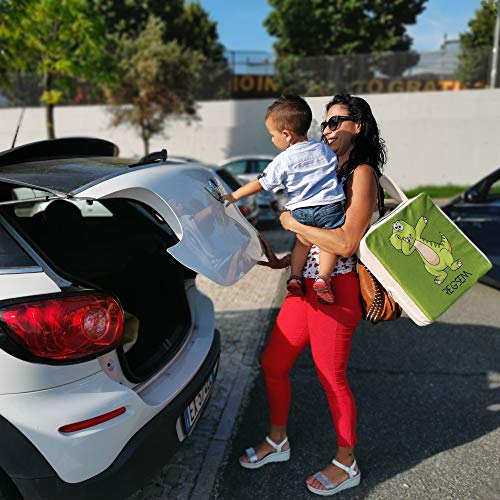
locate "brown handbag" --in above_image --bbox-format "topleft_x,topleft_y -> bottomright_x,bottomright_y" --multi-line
358,262 -> 402,323
358,176 -> 402,324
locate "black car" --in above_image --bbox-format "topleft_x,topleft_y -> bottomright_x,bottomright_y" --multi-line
441,168 -> 500,288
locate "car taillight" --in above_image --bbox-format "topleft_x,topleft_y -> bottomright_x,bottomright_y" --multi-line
0,295 -> 124,361
239,205 -> 250,216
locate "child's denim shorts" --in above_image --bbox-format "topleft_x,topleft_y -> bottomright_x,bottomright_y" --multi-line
291,201 -> 345,230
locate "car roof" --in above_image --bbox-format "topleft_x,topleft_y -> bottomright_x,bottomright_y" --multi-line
0,137 -> 119,167
0,157 -> 133,195
0,138 -> 213,196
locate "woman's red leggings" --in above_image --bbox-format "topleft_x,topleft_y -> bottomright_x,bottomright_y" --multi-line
261,272 -> 362,447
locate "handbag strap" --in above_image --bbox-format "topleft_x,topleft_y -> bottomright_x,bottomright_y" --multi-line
379,175 -> 408,204
374,174 -> 408,218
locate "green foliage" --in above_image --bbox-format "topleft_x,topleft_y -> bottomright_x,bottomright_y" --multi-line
403,185 -> 469,199
265,0 -> 426,56
95,0 -> 225,62
95,0 -> 231,99
106,15 -> 203,154
457,0 -> 498,87
0,0 -> 114,136
264,0 -> 427,94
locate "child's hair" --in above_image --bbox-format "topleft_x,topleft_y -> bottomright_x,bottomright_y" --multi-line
265,95 -> 312,136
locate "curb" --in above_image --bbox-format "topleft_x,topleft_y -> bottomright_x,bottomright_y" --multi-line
189,267 -> 288,500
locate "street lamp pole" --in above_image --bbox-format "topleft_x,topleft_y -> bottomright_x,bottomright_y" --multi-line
490,0 -> 500,88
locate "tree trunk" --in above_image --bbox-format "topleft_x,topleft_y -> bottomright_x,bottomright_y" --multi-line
46,103 -> 55,139
142,128 -> 150,155
44,72 -> 55,139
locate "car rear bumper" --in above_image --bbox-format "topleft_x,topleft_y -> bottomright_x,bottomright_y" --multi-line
1,330 -> 220,500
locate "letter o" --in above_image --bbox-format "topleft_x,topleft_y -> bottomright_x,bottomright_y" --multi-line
366,79 -> 384,93
240,76 -> 255,92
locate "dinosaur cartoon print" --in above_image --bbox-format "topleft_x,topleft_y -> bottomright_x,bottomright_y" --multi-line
389,216 -> 462,285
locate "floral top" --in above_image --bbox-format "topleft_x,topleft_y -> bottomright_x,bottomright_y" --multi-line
302,247 -> 357,278
301,169 -> 357,278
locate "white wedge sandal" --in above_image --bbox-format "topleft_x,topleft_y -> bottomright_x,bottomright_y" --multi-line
306,458 -> 361,496
239,436 -> 290,469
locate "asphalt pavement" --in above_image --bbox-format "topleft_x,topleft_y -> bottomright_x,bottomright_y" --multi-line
128,224 -> 295,500
212,255 -> 500,499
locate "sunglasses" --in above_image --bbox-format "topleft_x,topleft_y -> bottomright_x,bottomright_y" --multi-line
320,115 -> 354,133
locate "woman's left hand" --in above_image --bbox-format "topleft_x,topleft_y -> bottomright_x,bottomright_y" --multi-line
279,210 -> 295,231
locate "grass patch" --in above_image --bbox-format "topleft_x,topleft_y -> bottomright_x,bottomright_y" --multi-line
401,185 -> 467,199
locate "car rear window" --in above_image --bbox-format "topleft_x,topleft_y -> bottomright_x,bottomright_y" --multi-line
0,157 -> 130,195
0,223 -> 37,269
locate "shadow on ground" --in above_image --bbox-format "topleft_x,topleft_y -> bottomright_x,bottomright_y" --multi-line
212,313 -> 500,499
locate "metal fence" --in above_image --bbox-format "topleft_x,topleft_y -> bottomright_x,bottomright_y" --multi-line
1,46 -> 498,107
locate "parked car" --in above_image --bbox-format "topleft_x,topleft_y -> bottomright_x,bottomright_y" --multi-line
0,137 -> 262,500
210,166 -> 260,226
167,156 -> 260,226
219,155 -> 288,220
441,168 -> 500,288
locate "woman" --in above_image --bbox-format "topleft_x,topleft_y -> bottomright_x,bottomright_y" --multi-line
239,94 -> 386,496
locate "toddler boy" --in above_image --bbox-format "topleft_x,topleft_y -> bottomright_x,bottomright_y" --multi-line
223,95 -> 345,304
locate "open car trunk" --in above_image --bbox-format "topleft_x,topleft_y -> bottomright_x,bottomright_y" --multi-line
0,195 -> 192,381
0,157 -> 262,380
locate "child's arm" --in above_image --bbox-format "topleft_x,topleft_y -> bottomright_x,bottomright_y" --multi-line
222,179 -> 263,206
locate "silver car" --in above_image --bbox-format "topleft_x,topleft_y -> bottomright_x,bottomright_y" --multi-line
219,155 -> 288,221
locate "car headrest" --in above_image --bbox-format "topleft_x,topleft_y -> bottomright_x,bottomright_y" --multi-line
43,199 -> 83,227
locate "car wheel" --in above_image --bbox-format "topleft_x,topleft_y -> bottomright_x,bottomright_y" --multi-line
0,470 -> 22,500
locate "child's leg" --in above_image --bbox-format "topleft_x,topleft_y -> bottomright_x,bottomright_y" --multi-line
314,251 -> 338,305
287,235 -> 312,298
311,202 -> 345,304
290,235 -> 313,277
318,251 -> 338,278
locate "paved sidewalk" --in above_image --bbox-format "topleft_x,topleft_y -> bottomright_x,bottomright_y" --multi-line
212,280 -> 500,500
129,226 -> 293,500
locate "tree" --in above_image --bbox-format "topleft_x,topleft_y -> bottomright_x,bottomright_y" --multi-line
457,0 -> 498,88
264,0 -> 427,94
94,0 -> 231,99
105,15 -> 203,154
0,0 -> 115,138
96,0 -> 225,61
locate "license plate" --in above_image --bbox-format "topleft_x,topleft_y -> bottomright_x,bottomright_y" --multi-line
183,367 -> 217,435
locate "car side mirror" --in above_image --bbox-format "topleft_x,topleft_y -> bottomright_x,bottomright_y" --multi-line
464,188 -> 480,203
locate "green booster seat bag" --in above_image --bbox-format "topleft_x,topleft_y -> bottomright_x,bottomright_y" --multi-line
357,176 -> 492,326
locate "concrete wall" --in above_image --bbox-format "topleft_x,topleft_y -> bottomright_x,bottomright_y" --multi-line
1,89 -> 499,189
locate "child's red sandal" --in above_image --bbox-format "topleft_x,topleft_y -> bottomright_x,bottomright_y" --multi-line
286,275 -> 304,297
313,275 -> 335,304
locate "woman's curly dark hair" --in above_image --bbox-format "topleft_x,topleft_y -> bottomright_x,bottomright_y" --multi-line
325,94 -> 387,178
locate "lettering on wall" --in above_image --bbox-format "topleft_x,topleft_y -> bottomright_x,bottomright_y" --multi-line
231,75 -> 485,98
232,75 -> 281,98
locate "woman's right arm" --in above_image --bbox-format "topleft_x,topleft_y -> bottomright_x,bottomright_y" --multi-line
279,164 -> 378,257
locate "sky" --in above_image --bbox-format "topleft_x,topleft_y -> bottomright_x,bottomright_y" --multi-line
199,0 -> 484,54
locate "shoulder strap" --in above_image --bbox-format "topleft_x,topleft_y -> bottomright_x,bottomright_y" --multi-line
379,175 -> 408,204
372,173 -> 408,218
373,172 -> 384,216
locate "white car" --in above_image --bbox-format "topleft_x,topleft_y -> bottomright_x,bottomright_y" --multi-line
219,155 -> 287,220
0,137 -> 262,499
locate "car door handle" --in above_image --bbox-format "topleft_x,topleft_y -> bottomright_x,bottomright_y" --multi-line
205,179 -> 225,203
